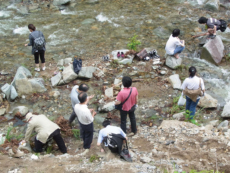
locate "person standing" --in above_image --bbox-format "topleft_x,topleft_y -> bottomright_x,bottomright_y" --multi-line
115,76 -> 138,136
165,29 -> 185,59
24,112 -> 67,154
69,84 -> 94,139
74,92 -> 97,155
24,24 -> 46,72
181,66 -> 205,122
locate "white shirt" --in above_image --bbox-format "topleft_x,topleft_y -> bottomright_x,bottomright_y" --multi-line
165,34 -> 181,55
181,76 -> 205,98
74,104 -> 94,125
97,125 -> 126,144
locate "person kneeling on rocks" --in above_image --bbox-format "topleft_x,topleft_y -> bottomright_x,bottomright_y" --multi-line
97,119 -> 131,161
24,112 -> 67,154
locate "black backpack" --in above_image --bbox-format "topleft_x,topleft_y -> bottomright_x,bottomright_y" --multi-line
73,58 -> 82,74
219,19 -> 227,32
31,31 -> 45,50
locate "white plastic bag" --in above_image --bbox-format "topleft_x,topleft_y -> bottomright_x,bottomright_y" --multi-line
177,94 -> 186,106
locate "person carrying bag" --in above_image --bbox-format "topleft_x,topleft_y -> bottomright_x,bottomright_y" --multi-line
181,66 -> 205,120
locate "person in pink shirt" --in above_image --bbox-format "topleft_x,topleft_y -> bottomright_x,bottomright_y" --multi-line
115,76 -> 138,136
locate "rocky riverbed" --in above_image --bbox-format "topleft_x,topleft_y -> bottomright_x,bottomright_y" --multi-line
0,0 -> 230,173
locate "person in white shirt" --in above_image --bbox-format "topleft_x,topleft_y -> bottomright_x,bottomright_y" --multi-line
165,29 -> 185,59
74,92 -> 97,155
181,66 -> 205,120
97,119 -> 127,153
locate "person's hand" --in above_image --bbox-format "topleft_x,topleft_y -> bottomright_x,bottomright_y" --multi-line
101,148 -> 104,152
88,95 -> 94,99
24,44 -> 28,47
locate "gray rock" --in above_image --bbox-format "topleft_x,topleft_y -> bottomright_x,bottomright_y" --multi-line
64,58 -> 72,65
15,78 -> 33,96
200,36 -> 224,65
85,0 -> 99,4
81,18 -> 95,25
217,120 -> 228,129
114,78 -> 121,85
1,84 -> 18,100
101,101 -> 115,112
62,65 -> 78,83
0,108 -> 6,116
140,157 -> 152,163
11,66 -> 32,87
137,62 -> 146,66
93,68 -> 104,78
173,112 -> 185,120
49,90 -> 61,98
51,72 -> 62,87
13,106 -> 29,116
53,0 -> 71,6
198,93 -> 218,108
152,66 -> 158,70
57,59 -> 64,66
204,0 -> 220,11
169,74 -> 181,90
165,54 -> 182,69
78,66 -> 97,79
29,78 -> 47,93
209,120 -> 219,127
221,101 -> 230,117
105,87 -> 113,98
160,71 -> 166,75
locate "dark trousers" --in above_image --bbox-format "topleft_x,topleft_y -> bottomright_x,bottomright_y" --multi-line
80,122 -> 94,149
120,109 -> 137,134
35,129 -> 67,153
69,109 -> 83,139
34,50 -> 45,64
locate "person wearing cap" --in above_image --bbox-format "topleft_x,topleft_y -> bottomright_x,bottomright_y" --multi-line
24,112 -> 67,153
97,119 -> 127,153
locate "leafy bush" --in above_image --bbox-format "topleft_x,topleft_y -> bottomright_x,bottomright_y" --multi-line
127,34 -> 141,51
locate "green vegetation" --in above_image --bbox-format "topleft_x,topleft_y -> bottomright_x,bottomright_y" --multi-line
175,64 -> 188,71
173,170 -> 223,173
89,155 -> 99,162
110,59 -> 119,68
72,129 -> 80,140
6,126 -> 24,142
127,34 -> 141,51
46,146 -> 53,154
171,96 -> 185,115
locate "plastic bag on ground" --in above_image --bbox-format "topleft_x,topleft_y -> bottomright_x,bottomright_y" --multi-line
178,94 -> 186,106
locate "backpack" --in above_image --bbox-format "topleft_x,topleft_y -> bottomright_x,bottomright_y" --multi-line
73,58 -> 82,74
31,31 -> 45,51
219,19 -> 227,32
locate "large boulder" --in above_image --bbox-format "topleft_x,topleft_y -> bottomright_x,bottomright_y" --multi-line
11,66 -> 32,87
204,0 -> 220,11
165,54 -> 182,69
78,66 -> 97,79
221,101 -> 230,117
15,78 -> 33,96
51,72 -> 62,87
62,65 -> 78,83
200,36 -> 224,65
168,74 -> 181,90
28,78 -> 47,93
198,93 -> 218,108
53,0 -> 71,6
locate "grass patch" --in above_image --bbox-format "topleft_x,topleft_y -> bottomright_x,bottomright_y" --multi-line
72,129 -> 80,140
110,59 -> 119,68
6,126 -> 24,142
89,155 -> 99,162
175,64 -> 188,71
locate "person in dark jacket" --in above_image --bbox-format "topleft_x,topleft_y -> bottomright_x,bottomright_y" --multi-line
24,24 -> 46,72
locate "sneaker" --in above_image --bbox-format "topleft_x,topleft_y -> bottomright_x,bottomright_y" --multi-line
127,132 -> 137,137
81,149 -> 89,155
117,52 -> 120,58
42,66 -> 46,71
35,68 -> 40,72
121,52 -> 124,58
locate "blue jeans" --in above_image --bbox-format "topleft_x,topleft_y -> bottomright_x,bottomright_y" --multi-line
174,45 -> 185,55
186,96 -> 200,119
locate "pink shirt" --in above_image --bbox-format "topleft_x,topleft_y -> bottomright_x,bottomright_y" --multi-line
116,87 -> 138,111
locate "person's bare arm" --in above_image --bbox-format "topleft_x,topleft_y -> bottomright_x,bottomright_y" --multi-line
85,95 -> 94,105
136,95 -> 138,104
115,100 -> 121,105
192,32 -> 208,38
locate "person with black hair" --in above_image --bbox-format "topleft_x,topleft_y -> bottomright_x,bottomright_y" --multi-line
74,92 -> 97,155
181,66 -> 205,121
193,17 -> 227,39
97,119 -> 126,153
165,29 -> 185,59
25,24 -> 46,72
69,84 -> 94,139
115,76 -> 138,136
